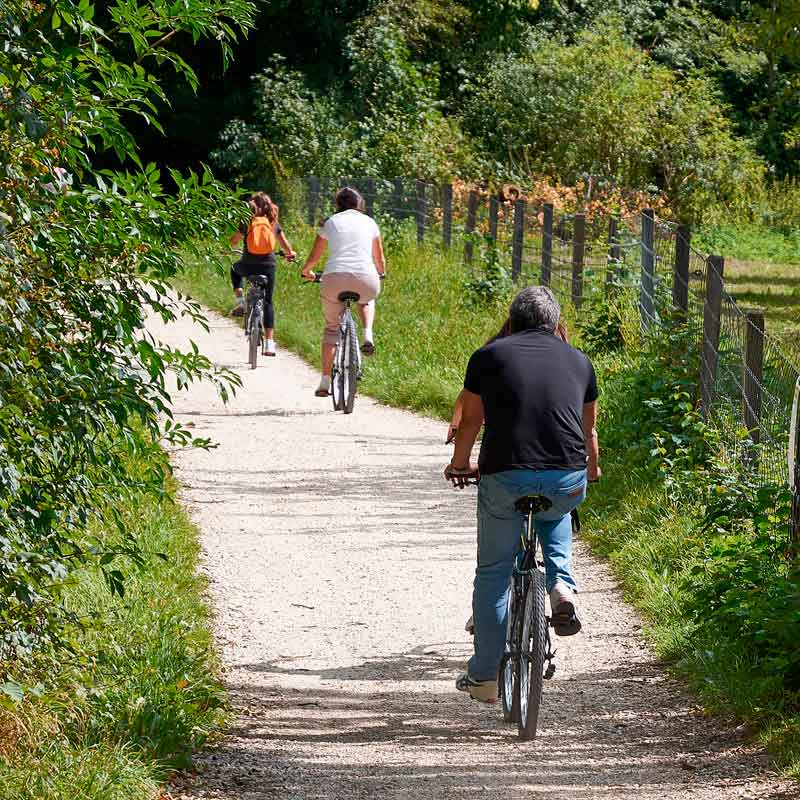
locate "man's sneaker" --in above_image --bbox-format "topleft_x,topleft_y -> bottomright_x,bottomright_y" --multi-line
549,581 -> 582,636
263,339 -> 276,357
361,339 -> 375,356
455,672 -> 497,704
464,614 -> 474,635
315,376 -> 331,397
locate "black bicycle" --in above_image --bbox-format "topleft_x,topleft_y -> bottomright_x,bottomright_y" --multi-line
305,272 -> 363,414
241,251 -> 292,370
244,274 -> 269,370
498,494 -> 557,741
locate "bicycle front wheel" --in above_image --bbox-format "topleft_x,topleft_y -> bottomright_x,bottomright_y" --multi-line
514,570 -> 547,740
342,310 -> 358,414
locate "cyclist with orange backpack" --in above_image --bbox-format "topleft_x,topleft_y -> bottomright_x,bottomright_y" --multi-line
230,192 -> 296,356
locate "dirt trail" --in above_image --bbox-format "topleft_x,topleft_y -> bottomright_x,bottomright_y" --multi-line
150,305 -> 793,800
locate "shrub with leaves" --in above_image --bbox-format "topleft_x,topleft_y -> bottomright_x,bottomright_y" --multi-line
0,0 -> 254,662
462,236 -> 512,307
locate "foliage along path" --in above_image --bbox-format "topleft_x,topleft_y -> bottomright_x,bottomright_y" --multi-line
150,304 -> 793,800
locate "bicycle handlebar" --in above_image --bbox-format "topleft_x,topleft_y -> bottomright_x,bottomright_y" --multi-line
301,271 -> 385,285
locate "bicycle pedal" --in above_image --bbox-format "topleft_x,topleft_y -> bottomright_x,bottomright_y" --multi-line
544,663 -> 556,680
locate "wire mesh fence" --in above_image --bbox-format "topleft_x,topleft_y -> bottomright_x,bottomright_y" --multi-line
297,176 -> 800,537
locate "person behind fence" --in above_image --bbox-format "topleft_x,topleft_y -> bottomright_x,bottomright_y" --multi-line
230,192 -> 296,357
300,186 -> 386,397
444,285 -> 601,704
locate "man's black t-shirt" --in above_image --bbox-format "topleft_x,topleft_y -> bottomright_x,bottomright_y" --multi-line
463,329 -> 598,475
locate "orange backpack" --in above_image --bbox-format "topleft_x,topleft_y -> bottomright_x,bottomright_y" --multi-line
246,216 -> 276,256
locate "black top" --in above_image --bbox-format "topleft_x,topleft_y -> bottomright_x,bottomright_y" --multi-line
463,329 -> 598,475
237,220 -> 282,271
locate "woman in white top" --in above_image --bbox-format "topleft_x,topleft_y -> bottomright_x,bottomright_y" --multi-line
301,187 -> 386,397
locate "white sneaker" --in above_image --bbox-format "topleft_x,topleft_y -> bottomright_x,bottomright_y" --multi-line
549,581 -> 581,636
264,338 -> 276,357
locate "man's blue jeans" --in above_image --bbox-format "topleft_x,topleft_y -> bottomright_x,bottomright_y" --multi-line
468,468 -> 587,682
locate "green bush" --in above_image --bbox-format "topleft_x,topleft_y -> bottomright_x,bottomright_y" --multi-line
0,1 -> 248,660
461,18 -> 765,222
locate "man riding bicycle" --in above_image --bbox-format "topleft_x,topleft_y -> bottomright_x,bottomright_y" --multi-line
445,286 -> 601,704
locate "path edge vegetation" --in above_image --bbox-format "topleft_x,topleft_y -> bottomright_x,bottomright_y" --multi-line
176,213 -> 800,779
1,2 -> 257,797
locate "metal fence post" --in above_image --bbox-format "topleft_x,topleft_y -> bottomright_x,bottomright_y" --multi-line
365,177 -> 375,218
416,180 -> 426,244
392,178 -> 403,221
700,255 -> 725,416
640,208 -> 655,327
307,175 -> 320,226
464,190 -> 479,265
743,309 -> 765,465
442,183 -> 453,248
512,199 -> 525,281
673,224 -> 691,321
606,215 -> 620,293
541,203 -> 553,286
489,195 -> 499,242
571,213 -> 586,308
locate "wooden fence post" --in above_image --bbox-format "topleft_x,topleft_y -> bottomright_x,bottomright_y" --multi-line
571,213 -> 586,308
365,177 -> 375,218
464,190 -> 479,265
606,215 -> 620,293
640,208 -> 655,327
442,183 -> 453,248
792,382 -> 800,553
673,224 -> 691,321
489,195 -> 499,242
541,203 -> 553,287
742,308 -> 765,465
307,175 -> 320,226
512,199 -> 525,281
392,178 -> 404,220
416,180 -> 427,244
700,255 -> 725,417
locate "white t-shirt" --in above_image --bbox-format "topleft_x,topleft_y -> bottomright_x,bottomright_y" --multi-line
319,209 -> 381,276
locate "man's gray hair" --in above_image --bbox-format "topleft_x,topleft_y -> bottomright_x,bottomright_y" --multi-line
508,286 -> 560,333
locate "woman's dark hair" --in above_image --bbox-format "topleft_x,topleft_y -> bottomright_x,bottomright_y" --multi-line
250,192 -> 278,224
335,186 -> 365,213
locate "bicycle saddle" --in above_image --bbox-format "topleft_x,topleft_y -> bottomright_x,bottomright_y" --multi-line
514,495 -> 552,514
337,291 -> 360,302
247,275 -> 270,286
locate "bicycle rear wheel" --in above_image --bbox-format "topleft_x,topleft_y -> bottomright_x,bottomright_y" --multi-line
499,583 -> 517,723
248,305 -> 262,369
514,570 -> 547,740
342,310 -> 358,414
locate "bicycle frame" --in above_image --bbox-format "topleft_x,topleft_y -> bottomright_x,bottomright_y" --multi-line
335,299 -> 361,375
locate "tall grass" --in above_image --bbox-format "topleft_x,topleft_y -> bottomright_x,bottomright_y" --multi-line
0,471 -> 223,799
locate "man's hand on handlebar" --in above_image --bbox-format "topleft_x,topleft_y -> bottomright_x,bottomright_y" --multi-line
444,461 -> 480,488
301,269 -> 321,283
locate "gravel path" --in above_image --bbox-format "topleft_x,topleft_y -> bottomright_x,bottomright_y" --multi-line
152,306 -> 794,800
